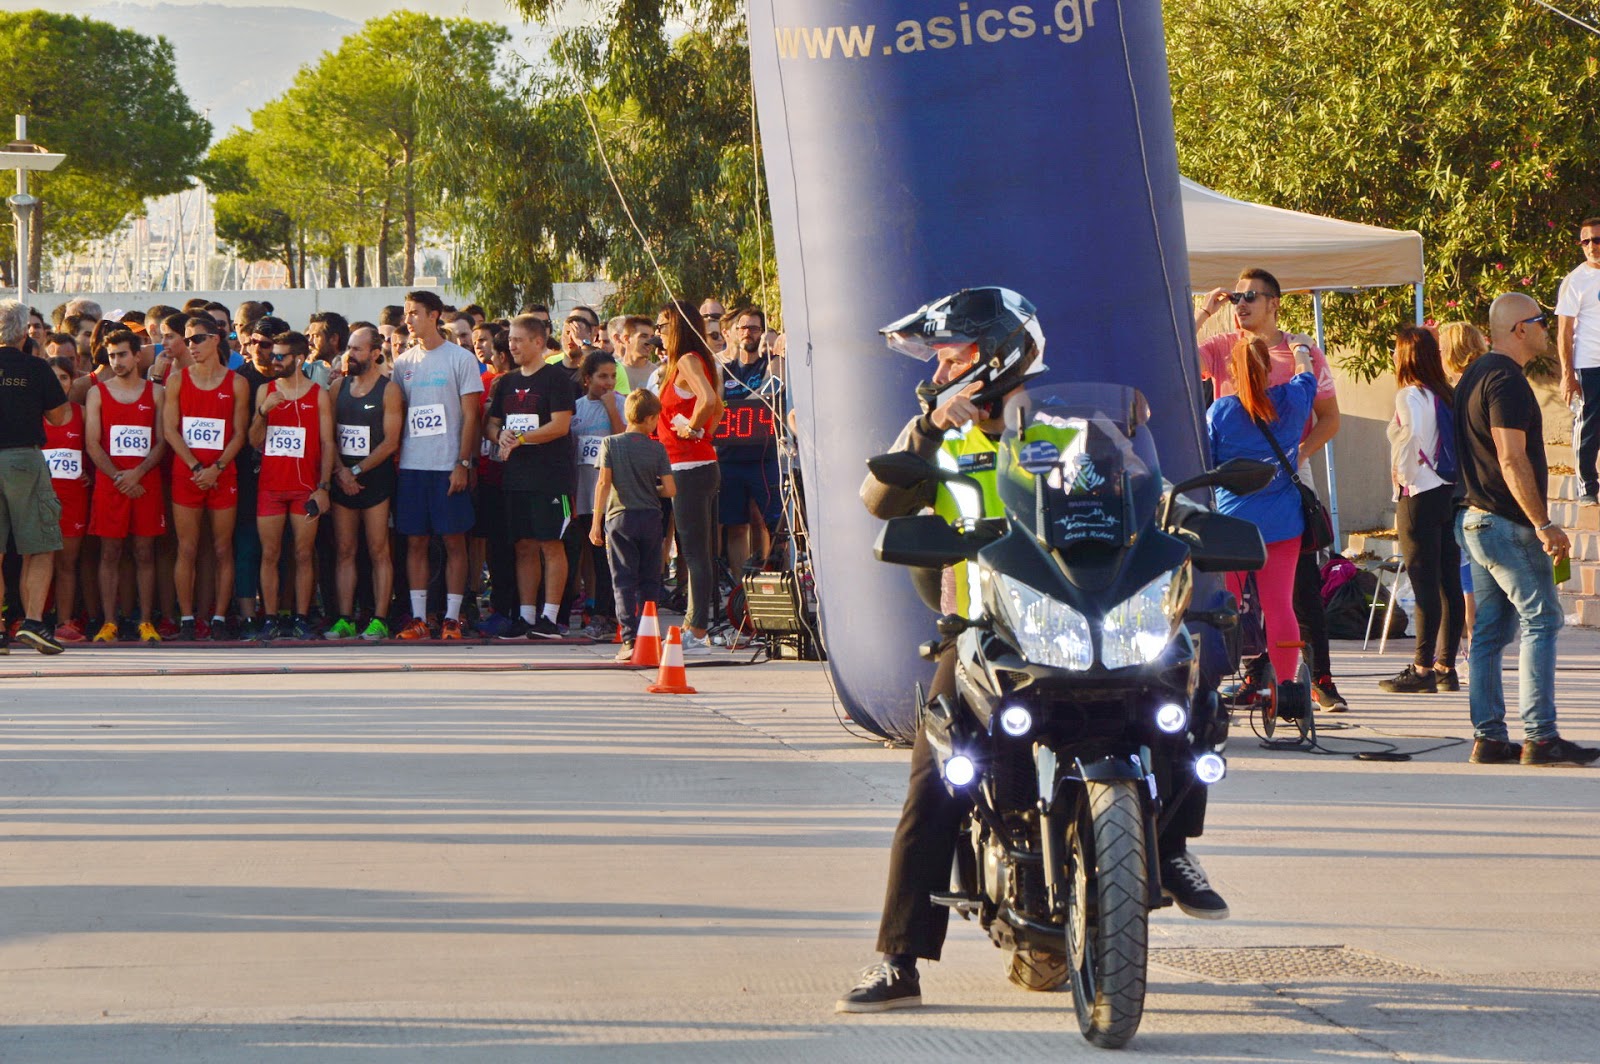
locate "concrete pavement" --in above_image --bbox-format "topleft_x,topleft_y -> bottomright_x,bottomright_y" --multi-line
0,633 -> 1595,1062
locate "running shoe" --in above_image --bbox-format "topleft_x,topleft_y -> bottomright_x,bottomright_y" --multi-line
614,641 -> 636,663
194,617 -> 211,640
1312,676 -> 1349,713
499,617 -> 533,640
54,619 -> 86,643
397,617 -> 431,641
208,618 -> 232,641
1521,736 -> 1600,766
175,619 -> 197,642
257,616 -> 285,642
237,617 -> 262,641
93,620 -> 119,643
477,612 -> 510,638
1434,666 -> 1461,691
1378,664 -> 1436,694
137,621 -> 162,645
155,616 -> 179,640
325,617 -> 358,640
440,618 -> 464,640
15,619 -> 65,656
529,617 -> 562,640
680,630 -> 715,655
287,616 -> 314,641
360,617 -> 391,641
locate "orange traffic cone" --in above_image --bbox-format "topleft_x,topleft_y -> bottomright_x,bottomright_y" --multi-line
648,625 -> 698,694
630,601 -> 662,667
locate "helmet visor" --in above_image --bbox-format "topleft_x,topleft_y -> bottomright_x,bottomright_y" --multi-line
883,331 -> 981,363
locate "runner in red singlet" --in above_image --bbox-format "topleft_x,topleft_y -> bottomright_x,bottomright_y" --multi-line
42,356 -> 91,642
246,331 -> 333,641
83,329 -> 167,643
162,319 -> 249,640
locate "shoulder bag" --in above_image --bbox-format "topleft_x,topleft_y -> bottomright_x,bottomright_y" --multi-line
1253,417 -> 1334,554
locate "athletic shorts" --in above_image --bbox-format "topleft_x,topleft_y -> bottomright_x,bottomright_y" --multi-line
88,472 -> 166,539
171,463 -> 239,511
395,467 -> 475,536
53,480 -> 90,539
505,490 -> 571,542
717,458 -> 782,528
0,448 -> 65,555
331,465 -> 397,512
258,487 -> 314,518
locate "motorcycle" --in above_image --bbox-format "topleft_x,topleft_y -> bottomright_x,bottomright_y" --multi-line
867,383 -> 1272,1048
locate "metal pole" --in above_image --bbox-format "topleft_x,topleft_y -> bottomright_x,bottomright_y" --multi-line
1312,290 -> 1342,548
15,115 -> 28,302
1414,281 -> 1424,326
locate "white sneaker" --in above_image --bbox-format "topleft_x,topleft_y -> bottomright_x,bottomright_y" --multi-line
680,631 -> 715,655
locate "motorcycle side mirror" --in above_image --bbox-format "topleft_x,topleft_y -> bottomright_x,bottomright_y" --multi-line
867,451 -> 986,497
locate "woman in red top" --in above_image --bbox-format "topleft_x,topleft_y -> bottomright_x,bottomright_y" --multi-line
42,357 -> 91,641
654,300 -> 724,649
246,332 -> 334,639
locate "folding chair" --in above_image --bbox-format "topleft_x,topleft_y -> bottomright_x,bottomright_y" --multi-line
1363,554 -> 1407,654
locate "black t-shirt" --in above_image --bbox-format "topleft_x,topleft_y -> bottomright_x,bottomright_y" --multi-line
489,362 -> 578,495
1455,351 -> 1545,525
236,362 -> 275,467
0,347 -> 68,449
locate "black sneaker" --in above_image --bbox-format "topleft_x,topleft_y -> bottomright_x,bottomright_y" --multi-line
1433,667 -> 1460,692
1521,736 -> 1600,766
175,619 -> 197,642
1160,850 -> 1230,920
835,961 -> 921,1013
1312,676 -> 1349,713
529,616 -> 562,640
498,617 -> 533,640
1378,664 -> 1437,694
258,616 -> 284,642
15,619 -> 64,656
238,617 -> 262,642
1469,737 -> 1523,764
288,615 -> 315,641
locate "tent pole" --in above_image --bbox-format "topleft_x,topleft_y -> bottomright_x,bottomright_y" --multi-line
1312,290 -> 1341,549
1414,281 -> 1424,325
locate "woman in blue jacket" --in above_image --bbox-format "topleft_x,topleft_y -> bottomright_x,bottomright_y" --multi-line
1206,336 -> 1318,688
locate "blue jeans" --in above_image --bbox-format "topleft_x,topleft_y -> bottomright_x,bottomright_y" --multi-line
1455,509 -> 1563,742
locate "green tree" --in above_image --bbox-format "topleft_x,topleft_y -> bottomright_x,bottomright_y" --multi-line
447,0 -> 777,319
207,11 -> 509,287
0,10 -> 210,290
1165,0 -> 1600,378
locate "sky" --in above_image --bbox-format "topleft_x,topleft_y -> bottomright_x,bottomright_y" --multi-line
0,1 -> 597,135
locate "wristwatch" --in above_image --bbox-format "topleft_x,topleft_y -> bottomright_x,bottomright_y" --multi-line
458,458 -> 471,469
350,463 -> 363,477
190,460 -> 203,474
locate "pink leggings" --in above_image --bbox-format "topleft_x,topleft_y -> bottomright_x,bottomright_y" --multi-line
1228,537 -> 1303,682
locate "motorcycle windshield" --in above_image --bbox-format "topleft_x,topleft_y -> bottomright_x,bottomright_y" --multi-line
996,384 -> 1161,553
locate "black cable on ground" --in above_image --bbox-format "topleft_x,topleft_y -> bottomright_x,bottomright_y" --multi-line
1244,704 -> 1468,761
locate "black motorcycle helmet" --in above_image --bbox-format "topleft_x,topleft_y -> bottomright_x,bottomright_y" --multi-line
880,286 -> 1048,417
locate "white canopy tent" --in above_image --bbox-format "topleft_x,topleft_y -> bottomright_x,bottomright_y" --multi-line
1181,177 -> 1427,542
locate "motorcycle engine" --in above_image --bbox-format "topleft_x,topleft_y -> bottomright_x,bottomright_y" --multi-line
982,834 -> 1009,905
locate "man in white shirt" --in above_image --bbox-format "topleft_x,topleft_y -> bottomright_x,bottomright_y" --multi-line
1556,216 -> 1600,505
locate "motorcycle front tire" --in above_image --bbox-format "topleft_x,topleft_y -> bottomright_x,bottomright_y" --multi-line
1066,779 -> 1149,1048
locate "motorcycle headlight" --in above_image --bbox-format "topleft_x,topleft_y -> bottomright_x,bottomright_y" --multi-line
995,573 -> 1093,670
1101,572 -> 1182,669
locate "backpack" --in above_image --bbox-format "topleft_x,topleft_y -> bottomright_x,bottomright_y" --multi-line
1423,391 -> 1458,483
1324,568 -> 1409,640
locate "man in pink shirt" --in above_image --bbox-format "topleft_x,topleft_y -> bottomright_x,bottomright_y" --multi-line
1195,267 -> 1349,713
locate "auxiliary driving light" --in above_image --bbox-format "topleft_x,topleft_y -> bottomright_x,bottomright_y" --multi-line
999,705 -> 1034,737
1195,752 -> 1227,784
942,754 -> 977,786
1155,703 -> 1188,734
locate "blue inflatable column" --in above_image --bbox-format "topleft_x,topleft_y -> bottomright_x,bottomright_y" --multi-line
750,0 -> 1210,740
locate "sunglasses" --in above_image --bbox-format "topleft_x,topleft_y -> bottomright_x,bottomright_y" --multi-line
1227,290 -> 1273,305
1581,237 -> 1600,247
268,350 -> 295,360
654,321 -> 670,331
704,313 -> 723,321
1520,314 -> 1547,328
185,333 -> 213,344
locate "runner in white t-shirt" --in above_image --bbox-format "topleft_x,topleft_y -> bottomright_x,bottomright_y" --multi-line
1556,215 -> 1600,505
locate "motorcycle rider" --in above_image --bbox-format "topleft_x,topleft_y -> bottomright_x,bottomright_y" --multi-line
838,287 -> 1229,1014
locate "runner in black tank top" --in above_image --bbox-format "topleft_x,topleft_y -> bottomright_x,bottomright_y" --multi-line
333,373 -> 397,508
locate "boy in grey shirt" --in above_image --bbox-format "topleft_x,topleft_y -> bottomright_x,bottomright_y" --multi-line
590,389 -> 676,660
